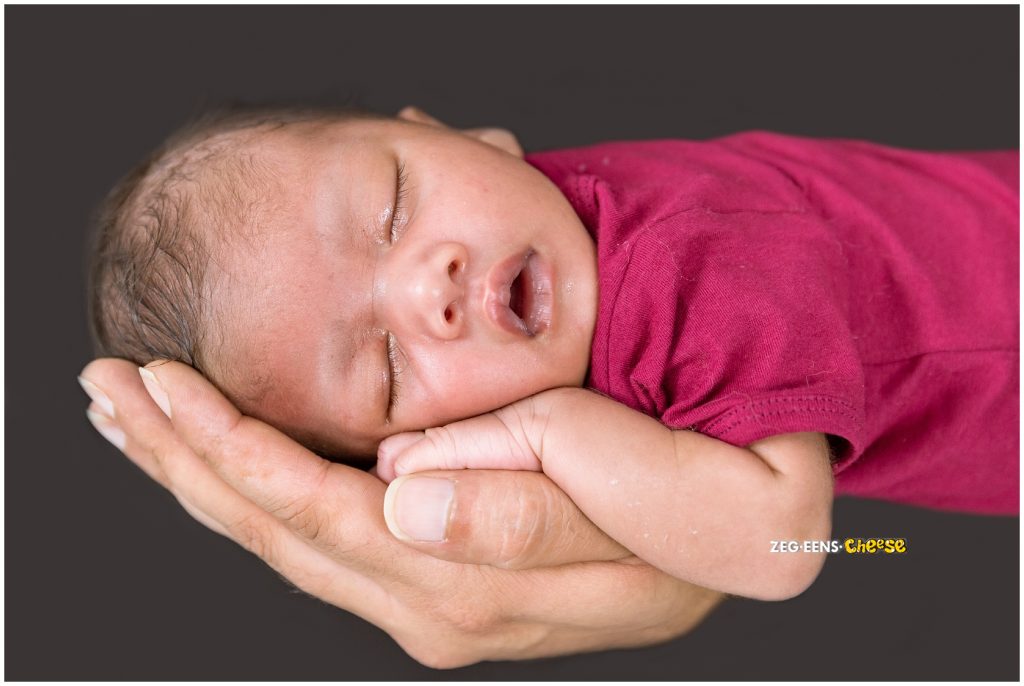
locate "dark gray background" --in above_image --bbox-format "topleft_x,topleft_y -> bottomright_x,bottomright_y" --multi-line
5,5 -> 1019,680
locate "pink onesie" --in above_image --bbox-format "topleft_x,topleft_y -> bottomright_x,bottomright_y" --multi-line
527,134 -> 1018,515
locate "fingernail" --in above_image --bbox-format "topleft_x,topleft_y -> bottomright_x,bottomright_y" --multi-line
86,408 -> 126,451
139,367 -> 171,418
78,376 -> 115,418
383,476 -> 455,542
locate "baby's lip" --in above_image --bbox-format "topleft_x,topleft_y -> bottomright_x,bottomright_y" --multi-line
484,249 -> 554,338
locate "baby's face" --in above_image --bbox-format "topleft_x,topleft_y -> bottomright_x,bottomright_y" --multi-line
210,114 -> 598,458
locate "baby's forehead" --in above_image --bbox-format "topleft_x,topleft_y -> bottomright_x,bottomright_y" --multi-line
213,122 -> 357,210
183,127 -> 322,246
194,126 -> 354,383
240,117 -> 374,160
224,119 -> 404,232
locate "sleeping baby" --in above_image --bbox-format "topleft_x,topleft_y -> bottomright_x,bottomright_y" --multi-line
87,104 -> 1019,601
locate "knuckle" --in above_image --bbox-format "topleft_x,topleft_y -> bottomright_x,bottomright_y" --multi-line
266,461 -> 333,544
495,395 -> 552,462
400,606 -> 497,669
441,598 -> 500,635
227,513 -> 276,562
512,393 -> 541,430
492,486 -> 554,569
405,642 -> 478,670
422,426 -> 459,464
148,439 -> 181,477
198,410 -> 247,463
392,574 -> 521,668
273,495 -> 328,543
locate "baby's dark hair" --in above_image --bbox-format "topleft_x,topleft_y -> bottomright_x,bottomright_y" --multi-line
88,102 -> 385,382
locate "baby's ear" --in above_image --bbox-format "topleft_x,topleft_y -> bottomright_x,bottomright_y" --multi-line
396,105 -> 524,159
397,105 -> 447,128
461,126 -> 524,158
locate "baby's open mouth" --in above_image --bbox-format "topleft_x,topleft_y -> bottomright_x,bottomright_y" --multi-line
488,250 -> 554,337
509,265 -> 529,321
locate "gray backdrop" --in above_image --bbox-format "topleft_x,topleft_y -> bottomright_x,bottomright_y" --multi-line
5,5 -> 1019,680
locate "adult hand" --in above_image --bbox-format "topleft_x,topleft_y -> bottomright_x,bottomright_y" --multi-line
79,358 -> 724,668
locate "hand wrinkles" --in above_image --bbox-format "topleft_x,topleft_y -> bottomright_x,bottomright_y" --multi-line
496,399 -> 543,466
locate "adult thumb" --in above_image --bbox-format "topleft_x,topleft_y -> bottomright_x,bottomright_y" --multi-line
382,469 -> 630,569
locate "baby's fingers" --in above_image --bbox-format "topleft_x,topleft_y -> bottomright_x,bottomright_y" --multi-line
374,431 -> 425,482
378,412 -> 543,482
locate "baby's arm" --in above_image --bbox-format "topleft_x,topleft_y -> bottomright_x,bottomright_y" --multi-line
377,387 -> 833,601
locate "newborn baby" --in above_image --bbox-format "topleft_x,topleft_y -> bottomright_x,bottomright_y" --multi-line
90,104 -> 1019,601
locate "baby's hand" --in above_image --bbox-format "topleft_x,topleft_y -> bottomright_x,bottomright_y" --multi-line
375,392 -> 556,483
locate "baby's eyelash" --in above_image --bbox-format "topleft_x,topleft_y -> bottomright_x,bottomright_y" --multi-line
386,331 -> 405,416
390,162 -> 410,243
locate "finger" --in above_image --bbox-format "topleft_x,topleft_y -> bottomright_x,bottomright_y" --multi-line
83,360 -> 298,541
88,394 -> 254,540
378,413 -> 542,481
80,359 -> 395,621
87,388 -> 240,535
81,365 -> 172,489
84,402 -> 125,450
374,431 -> 424,483
85,402 -> 167,489
174,492 -> 232,537
382,469 -> 630,569
136,360 -> 420,577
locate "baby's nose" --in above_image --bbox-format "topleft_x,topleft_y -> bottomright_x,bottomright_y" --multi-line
404,242 -> 468,340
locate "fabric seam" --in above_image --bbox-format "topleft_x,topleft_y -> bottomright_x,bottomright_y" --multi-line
704,394 -> 862,438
